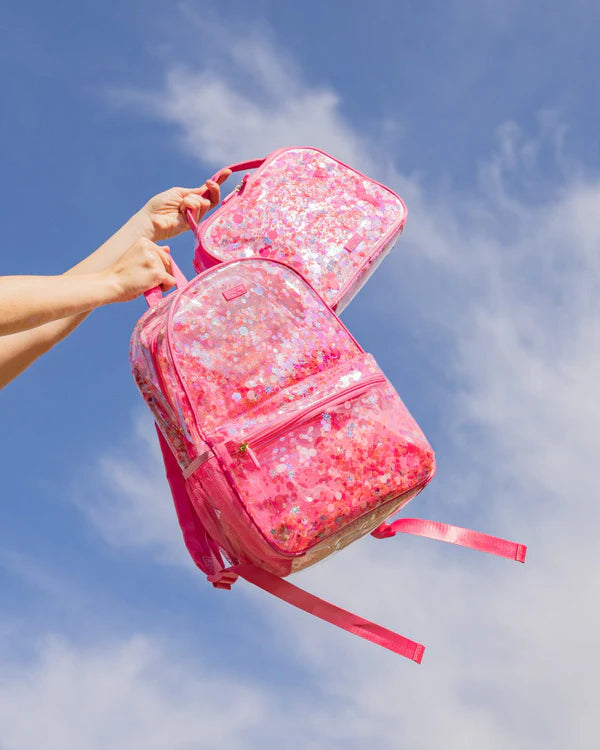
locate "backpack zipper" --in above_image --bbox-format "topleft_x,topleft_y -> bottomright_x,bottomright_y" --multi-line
221,174 -> 250,205
236,373 -> 386,468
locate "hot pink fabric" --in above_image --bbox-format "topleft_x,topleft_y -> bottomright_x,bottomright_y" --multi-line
372,518 -> 527,562
192,147 -> 407,311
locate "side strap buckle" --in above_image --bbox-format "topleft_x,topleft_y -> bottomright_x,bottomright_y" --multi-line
207,568 -> 239,590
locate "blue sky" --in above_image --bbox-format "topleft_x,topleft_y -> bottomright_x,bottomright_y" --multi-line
1,2 -> 599,748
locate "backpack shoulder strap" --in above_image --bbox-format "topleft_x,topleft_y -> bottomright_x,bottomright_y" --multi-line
155,425 -> 232,583
372,518 -> 527,563
231,563 -> 425,663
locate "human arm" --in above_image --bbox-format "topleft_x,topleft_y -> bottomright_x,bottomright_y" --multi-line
0,241 -> 175,336
0,172 -> 230,388
67,174 -> 229,276
0,238 -> 175,387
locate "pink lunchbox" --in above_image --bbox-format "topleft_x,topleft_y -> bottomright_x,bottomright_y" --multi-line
190,147 -> 407,312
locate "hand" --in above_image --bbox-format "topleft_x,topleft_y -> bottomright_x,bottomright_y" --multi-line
138,169 -> 232,242
104,238 -> 177,303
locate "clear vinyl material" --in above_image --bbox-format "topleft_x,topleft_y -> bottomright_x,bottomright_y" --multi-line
195,148 -> 407,311
131,259 -> 435,573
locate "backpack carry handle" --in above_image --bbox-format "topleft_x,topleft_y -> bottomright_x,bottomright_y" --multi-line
211,158 -> 266,181
144,256 -> 188,308
185,158 -> 266,238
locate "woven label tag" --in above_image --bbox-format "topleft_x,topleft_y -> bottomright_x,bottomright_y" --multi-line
222,283 -> 248,301
344,233 -> 363,252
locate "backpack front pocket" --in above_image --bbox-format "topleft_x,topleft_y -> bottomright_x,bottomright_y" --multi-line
214,369 -> 434,556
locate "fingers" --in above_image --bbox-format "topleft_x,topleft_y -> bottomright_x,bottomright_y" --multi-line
185,185 -> 209,196
109,238 -> 180,302
182,193 -> 212,224
204,180 -> 221,208
182,168 -> 231,199
215,168 -> 232,185
155,244 -> 172,272
154,245 -> 177,290
182,168 -> 232,195
159,274 -> 177,292
178,169 -> 232,230
183,179 -> 220,206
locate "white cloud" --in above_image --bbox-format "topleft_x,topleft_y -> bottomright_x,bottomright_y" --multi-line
281,127 -> 600,748
0,635 -> 268,750
61,17 -> 600,750
110,17 -> 380,175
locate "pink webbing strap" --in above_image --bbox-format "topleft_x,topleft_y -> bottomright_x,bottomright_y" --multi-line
231,563 -> 425,663
144,257 -> 188,308
211,158 -> 265,181
155,426 -> 232,583
372,518 -> 527,563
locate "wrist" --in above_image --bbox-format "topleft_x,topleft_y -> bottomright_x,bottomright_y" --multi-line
126,209 -> 157,242
95,268 -> 123,305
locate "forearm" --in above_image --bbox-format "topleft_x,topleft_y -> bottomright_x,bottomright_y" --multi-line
8,211 -> 156,343
0,272 -> 119,336
0,180 -> 213,389
68,210 -> 154,276
0,312 -> 88,389
0,225 -> 173,389
0,211 -> 154,347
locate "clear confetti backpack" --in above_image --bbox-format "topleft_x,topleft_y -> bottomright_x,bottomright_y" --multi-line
131,257 -> 526,663
190,147 -> 408,312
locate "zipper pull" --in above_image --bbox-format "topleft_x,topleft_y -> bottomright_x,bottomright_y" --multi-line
239,442 -> 261,469
221,188 -> 239,205
221,174 -> 249,205
237,173 -> 249,194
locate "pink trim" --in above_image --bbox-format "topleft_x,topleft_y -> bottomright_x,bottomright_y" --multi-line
232,563 -> 425,662
144,287 -> 163,308
372,518 -> 527,563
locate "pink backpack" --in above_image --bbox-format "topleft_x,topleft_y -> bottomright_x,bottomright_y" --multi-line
191,147 -> 407,312
131,257 -> 526,663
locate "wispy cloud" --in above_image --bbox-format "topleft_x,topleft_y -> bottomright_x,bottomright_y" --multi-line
109,15 -> 380,174
0,635 -> 269,750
